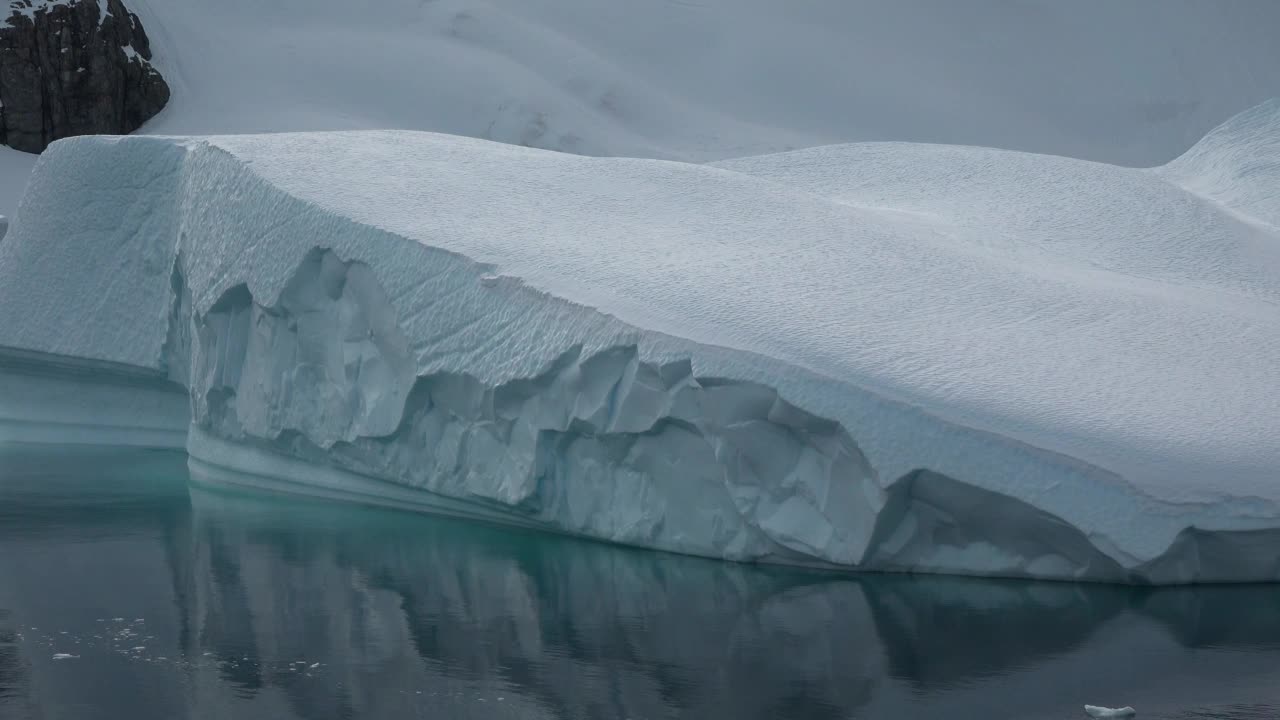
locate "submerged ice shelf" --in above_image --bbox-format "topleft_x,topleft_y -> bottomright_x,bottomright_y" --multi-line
0,101 -> 1278,583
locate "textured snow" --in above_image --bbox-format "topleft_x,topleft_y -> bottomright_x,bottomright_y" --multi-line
0,102 -> 1278,582
4,0 -> 1280,214
1157,99 -> 1280,230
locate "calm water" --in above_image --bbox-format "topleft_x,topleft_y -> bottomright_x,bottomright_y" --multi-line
2,445 -> 1280,720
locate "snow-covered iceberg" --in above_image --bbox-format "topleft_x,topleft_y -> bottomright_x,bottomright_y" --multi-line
1,101 -> 1278,583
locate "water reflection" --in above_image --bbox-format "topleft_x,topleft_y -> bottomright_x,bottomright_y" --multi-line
185,487 -> 891,720
2,445 -> 1280,719
0,608 -> 28,717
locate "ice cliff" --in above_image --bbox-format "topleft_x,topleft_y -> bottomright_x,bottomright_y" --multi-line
0,101 -> 1278,583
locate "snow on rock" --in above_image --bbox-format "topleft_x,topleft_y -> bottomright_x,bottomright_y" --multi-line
0,101 -> 1278,583
6,0 -> 73,21
0,0 -> 169,153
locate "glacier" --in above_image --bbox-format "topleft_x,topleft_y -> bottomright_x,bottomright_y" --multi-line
0,101 -> 1278,583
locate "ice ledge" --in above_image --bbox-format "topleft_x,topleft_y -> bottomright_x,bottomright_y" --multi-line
0,347 -> 188,448
186,425 -> 1280,585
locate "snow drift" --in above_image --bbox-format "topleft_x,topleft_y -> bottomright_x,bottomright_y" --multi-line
0,101 -> 1278,583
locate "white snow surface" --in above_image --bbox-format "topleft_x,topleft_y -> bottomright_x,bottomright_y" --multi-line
4,0 -> 1280,214
0,102 -> 1278,582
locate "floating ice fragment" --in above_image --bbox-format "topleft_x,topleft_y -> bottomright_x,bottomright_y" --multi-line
51,653 -> 78,660
1085,706 -> 1136,718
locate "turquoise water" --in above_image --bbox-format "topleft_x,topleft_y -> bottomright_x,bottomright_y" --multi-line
2,444 -> 1279,720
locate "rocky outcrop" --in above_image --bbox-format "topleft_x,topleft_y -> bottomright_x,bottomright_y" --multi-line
0,0 -> 168,153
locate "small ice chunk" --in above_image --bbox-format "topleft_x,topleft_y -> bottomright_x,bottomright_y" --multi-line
1085,706 -> 1136,718
51,653 -> 78,660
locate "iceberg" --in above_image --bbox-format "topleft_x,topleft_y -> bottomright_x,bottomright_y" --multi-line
0,101 -> 1278,583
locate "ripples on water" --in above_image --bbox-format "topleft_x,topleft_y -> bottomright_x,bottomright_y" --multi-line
1,445 -> 1279,720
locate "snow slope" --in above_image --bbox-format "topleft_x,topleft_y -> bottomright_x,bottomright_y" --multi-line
1157,99 -> 1280,230
1,101 -> 1277,582
4,0 -> 1280,214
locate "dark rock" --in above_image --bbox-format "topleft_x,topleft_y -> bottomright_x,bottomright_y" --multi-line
0,0 -> 169,153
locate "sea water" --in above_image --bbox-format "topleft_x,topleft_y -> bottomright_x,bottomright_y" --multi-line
1,444 -> 1279,720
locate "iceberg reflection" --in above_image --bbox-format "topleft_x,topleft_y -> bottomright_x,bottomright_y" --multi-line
2,446 -> 1280,720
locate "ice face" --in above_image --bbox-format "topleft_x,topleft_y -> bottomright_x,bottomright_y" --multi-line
0,102 -> 1278,583
189,259 -> 884,565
